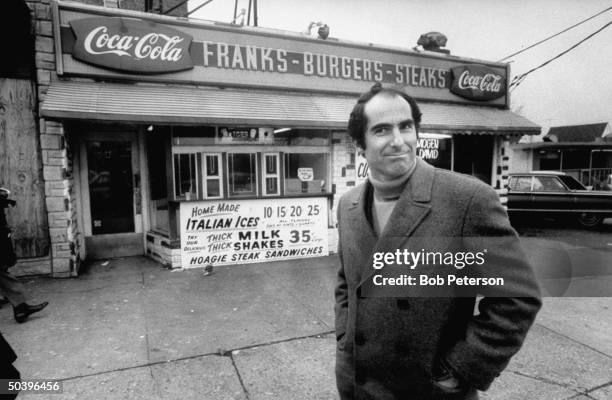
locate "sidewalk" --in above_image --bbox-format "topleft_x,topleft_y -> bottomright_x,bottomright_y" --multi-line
1,255 -> 611,399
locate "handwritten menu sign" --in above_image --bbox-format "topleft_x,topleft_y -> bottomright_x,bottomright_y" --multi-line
180,197 -> 328,268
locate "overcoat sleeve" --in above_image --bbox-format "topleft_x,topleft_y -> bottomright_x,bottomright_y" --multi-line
334,198 -> 348,341
444,184 -> 542,390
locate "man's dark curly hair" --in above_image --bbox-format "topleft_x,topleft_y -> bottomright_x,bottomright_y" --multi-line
347,83 -> 422,150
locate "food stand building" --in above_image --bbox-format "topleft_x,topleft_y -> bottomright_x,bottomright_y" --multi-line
12,0 -> 540,276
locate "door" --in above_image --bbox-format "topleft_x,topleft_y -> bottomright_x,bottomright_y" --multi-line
80,133 -> 143,259
87,140 -> 134,234
453,135 -> 493,184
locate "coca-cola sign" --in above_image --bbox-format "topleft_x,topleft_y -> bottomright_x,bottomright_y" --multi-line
450,64 -> 506,101
70,17 -> 193,74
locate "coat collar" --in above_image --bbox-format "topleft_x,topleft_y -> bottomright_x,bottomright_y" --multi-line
351,158 -> 435,288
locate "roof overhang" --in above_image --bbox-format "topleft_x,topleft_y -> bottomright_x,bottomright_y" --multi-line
512,142 -> 612,150
41,80 -> 541,134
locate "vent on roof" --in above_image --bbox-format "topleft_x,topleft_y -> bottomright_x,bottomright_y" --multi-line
104,0 -> 121,8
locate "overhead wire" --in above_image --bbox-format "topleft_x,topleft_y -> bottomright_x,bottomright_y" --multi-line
186,0 -> 216,17
498,5 -> 612,62
163,0 -> 189,15
163,0 -> 216,16
509,19 -> 612,92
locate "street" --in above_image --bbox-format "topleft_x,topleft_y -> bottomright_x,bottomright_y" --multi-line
513,217 -> 612,297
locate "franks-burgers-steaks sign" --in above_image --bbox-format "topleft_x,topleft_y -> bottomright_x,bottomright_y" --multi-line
60,10 -> 508,104
70,17 -> 194,73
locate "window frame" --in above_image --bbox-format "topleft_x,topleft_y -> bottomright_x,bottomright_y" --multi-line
262,152 -> 281,196
202,153 -> 224,199
226,151 -> 259,198
173,151 -> 201,200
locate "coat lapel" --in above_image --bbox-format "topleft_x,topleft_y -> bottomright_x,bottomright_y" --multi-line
358,159 -> 434,288
345,182 -> 377,283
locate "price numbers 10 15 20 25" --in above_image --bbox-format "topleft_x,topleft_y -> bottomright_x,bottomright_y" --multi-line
263,204 -> 320,218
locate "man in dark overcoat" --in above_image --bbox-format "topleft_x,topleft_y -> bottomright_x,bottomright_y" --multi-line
0,187 -> 48,323
335,84 -> 541,399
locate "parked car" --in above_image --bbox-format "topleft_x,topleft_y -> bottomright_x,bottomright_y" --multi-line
601,174 -> 612,191
506,171 -> 612,228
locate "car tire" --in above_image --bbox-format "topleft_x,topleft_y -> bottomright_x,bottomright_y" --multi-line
576,213 -> 603,228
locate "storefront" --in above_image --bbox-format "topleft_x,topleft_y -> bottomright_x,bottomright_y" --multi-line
37,1 -> 539,272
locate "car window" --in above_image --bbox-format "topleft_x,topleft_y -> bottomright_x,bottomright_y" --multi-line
558,175 -> 586,190
533,176 -> 567,191
509,176 -> 532,191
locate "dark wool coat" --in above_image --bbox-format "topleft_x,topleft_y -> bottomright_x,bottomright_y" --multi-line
335,159 -> 541,400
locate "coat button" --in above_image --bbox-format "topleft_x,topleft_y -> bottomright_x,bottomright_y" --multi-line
355,333 -> 366,346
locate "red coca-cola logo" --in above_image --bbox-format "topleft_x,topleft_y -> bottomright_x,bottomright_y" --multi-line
450,64 -> 506,101
70,17 -> 193,74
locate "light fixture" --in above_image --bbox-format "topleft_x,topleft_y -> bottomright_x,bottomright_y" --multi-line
147,125 -> 154,132
274,128 -> 292,134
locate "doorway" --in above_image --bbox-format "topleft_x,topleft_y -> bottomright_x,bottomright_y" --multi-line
87,141 -> 134,234
453,135 -> 494,184
79,132 -> 144,259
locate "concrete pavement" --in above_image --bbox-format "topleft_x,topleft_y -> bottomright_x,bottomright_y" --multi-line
1,255 -> 611,399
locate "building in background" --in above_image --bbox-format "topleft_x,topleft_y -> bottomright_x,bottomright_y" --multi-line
8,0 -> 539,276
510,122 -> 612,188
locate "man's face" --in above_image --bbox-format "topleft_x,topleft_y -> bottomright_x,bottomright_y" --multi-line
359,93 -> 418,181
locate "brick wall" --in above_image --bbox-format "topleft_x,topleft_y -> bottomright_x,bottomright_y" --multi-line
27,0 -> 79,277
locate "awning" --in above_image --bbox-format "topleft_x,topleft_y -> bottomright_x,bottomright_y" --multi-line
41,80 -> 540,133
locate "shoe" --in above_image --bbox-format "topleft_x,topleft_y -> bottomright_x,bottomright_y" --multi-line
14,302 -> 49,323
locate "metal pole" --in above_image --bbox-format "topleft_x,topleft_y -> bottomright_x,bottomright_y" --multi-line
253,0 -> 258,26
233,0 -> 238,23
247,0 -> 252,26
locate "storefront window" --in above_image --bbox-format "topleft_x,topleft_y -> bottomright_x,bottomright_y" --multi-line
170,128 -> 332,200
284,153 -> 329,194
228,153 -> 257,197
418,134 -> 452,170
263,153 -> 280,196
174,153 -> 200,200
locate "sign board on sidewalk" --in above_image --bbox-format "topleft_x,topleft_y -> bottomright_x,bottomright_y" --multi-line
180,197 -> 328,268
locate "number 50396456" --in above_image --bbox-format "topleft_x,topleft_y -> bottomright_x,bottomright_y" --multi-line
1,380 -> 63,394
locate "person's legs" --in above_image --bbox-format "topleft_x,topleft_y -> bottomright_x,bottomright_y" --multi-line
0,270 -> 26,306
0,269 -> 48,323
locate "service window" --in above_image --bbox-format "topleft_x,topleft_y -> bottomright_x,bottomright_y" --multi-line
284,153 -> 329,195
203,153 -> 223,199
228,153 -> 258,197
263,153 -> 280,196
174,152 -> 201,200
